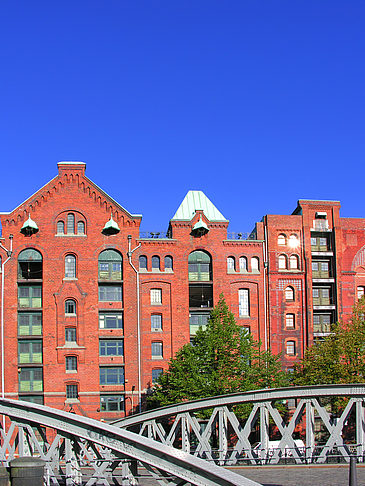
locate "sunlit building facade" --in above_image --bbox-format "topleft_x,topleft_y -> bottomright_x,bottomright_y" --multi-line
0,162 -> 364,419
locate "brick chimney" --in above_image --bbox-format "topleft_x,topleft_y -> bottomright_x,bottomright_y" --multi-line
57,161 -> 86,177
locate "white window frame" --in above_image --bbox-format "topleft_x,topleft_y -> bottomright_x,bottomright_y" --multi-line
239,289 -> 250,317
150,289 -> 162,305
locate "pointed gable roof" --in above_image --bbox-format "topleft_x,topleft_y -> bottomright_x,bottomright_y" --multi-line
171,191 -> 228,222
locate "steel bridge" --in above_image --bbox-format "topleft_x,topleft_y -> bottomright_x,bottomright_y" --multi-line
0,384 -> 364,484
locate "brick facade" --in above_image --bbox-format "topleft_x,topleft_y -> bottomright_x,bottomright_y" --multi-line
0,163 -> 364,420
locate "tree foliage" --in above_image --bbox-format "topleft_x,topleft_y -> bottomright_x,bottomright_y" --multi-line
148,295 -> 288,410
293,297 -> 365,386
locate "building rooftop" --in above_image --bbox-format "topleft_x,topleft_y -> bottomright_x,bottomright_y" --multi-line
171,190 -> 228,222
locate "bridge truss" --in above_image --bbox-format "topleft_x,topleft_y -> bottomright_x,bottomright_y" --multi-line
0,398 -> 258,486
114,384 -> 365,466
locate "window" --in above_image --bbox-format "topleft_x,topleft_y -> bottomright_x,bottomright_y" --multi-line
65,299 -> 76,315
285,286 -> 294,301
286,341 -> 296,356
67,214 -> 75,234
98,250 -> 122,280
65,327 -> 77,343
66,356 -> 77,371
227,257 -> 235,271
288,234 -> 299,248
100,367 -> 124,385
152,256 -> 160,271
99,339 -> 124,356
18,340 -> 42,364
313,314 -> 331,333
164,255 -> 173,271
20,395 -> 44,405
152,368 -> 163,383
57,221 -> 65,234
77,221 -> 85,234
311,236 -> 329,251
188,251 -> 212,281
150,288 -> 162,305
289,255 -> 299,270
278,255 -> 287,270
285,314 -> 295,329
151,314 -> 162,331
312,261 -> 329,278
239,256 -> 247,271
278,234 -> 286,245
251,257 -> 259,272
18,249 -> 43,280
19,368 -> 43,392
66,384 -> 78,399
99,285 -> 122,302
189,284 -> 213,308
152,342 -> 163,359
313,287 -> 330,305
18,286 -> 42,308
99,313 -> 123,329
139,255 -> 147,271
189,313 -> 209,335
18,313 -> 42,336
357,286 -> 365,300
100,395 -> 124,412
239,289 -> 250,317
65,254 -> 76,278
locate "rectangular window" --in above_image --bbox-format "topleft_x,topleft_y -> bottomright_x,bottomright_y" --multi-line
239,289 -> 250,317
98,262 -> 122,281
18,313 -> 42,336
151,315 -> 162,331
286,341 -> 295,356
99,285 -> 122,302
65,328 -> 77,343
99,313 -> 123,329
150,289 -> 162,305
100,367 -> 125,385
18,340 -> 42,364
19,395 -> 44,405
100,395 -> 124,412
66,356 -> 77,371
151,342 -> 163,359
285,314 -> 295,329
18,286 -> 42,308
66,384 -> 78,399
99,339 -> 124,356
152,368 -> 163,383
189,313 -> 209,335
19,368 -> 43,392
313,314 -> 331,333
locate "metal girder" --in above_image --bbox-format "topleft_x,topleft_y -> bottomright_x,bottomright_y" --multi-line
0,398 -> 260,486
114,384 -> 365,467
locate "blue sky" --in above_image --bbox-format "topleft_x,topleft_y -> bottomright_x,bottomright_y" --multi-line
1,1 -> 364,233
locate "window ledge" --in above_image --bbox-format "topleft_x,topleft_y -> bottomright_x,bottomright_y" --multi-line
66,370 -> 78,374
57,344 -> 86,350
151,356 -> 163,360
65,398 -> 80,404
65,313 -> 77,317
56,234 -> 87,238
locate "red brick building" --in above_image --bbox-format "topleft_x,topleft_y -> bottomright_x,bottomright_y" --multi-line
0,162 -> 364,420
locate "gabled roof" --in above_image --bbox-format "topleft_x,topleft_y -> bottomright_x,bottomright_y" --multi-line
171,191 -> 228,222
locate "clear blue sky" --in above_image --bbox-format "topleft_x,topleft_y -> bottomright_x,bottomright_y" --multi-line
1,1 -> 364,233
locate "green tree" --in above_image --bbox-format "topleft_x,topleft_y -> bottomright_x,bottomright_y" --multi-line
293,297 -> 365,386
148,295 -> 287,410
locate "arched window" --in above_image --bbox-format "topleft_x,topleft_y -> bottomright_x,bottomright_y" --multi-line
227,256 -> 235,271
98,250 -> 122,280
285,286 -> 294,301
152,255 -> 160,271
164,255 -> 173,271
65,254 -> 76,278
77,221 -> 85,234
67,213 -> 75,234
289,255 -> 299,270
139,255 -> 147,271
358,286 -> 365,300
188,251 -> 212,281
65,299 -> 76,315
289,234 -> 299,248
278,234 -> 286,245
286,340 -> 296,356
239,256 -> 247,271
57,221 -> 65,234
285,314 -> 295,329
18,249 -> 43,279
278,254 -> 287,270
251,257 -> 259,272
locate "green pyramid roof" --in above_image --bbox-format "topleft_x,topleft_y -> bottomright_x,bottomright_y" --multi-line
171,191 -> 228,222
